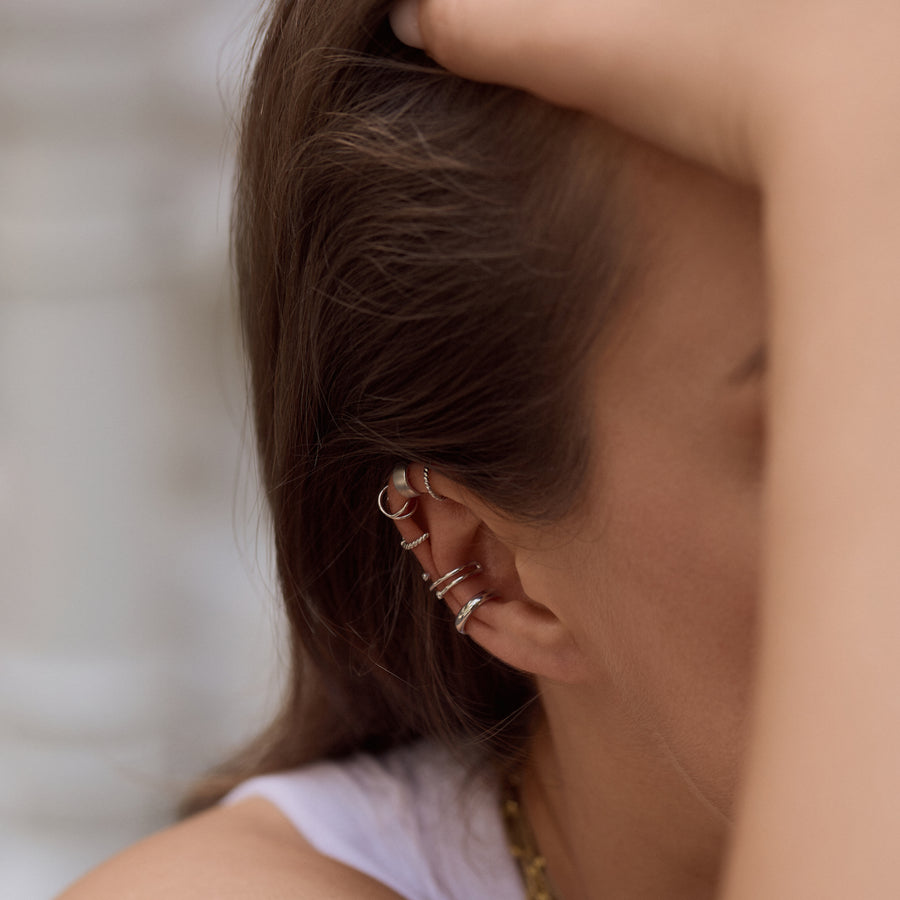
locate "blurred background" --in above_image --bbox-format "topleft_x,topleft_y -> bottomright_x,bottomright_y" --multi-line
0,2 -> 286,896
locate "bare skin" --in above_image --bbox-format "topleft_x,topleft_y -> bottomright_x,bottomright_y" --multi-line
59,798 -> 406,900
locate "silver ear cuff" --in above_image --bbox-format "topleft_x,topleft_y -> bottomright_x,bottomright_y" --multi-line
422,466 -> 446,501
429,562 -> 482,600
391,463 -> 422,499
400,532 -> 430,551
377,485 -> 417,520
455,591 -> 497,635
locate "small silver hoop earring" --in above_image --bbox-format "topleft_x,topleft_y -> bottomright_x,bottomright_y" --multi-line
423,466 -> 446,501
430,561 -> 482,600
377,485 -> 417,520
400,532 -> 430,551
455,592 -> 498,635
392,463 -> 421,499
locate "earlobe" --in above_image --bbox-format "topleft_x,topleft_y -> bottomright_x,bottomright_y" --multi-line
383,463 -> 592,685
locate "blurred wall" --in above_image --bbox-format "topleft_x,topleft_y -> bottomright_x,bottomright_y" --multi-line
0,2 -> 284,897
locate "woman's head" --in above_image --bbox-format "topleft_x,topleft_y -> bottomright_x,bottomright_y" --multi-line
217,0 -> 766,826
232,0 -> 630,773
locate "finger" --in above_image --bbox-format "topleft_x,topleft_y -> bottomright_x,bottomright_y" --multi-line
389,0 -> 424,49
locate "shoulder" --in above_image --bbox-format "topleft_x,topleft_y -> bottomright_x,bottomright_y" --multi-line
57,797 -> 407,900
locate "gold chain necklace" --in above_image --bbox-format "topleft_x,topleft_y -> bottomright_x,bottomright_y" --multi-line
501,770 -> 563,900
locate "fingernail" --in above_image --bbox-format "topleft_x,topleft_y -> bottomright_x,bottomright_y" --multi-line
389,0 -> 424,49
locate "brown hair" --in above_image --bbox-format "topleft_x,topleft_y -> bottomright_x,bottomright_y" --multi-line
184,0 -> 629,813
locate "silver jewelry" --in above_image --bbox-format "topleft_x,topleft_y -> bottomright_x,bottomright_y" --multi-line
455,592 -> 497,635
423,466 -> 446,501
391,463 -> 421,499
429,562 -> 482,600
400,532 -> 430,551
377,485 -> 417,520
422,572 -> 431,582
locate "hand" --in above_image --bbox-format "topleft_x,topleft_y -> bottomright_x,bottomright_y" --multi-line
391,0 -> 900,186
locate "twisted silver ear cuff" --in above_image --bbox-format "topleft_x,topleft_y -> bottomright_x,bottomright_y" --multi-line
422,466 -> 446,501
455,591 -> 498,635
400,532 -> 430,551
429,562 -> 482,600
377,485 -> 417,520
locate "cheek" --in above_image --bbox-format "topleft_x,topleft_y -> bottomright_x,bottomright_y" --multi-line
576,412 -> 762,807
597,444 -> 758,673
591,386 -> 762,649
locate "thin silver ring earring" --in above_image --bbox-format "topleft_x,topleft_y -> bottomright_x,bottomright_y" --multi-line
377,485 -> 417,520
455,592 -> 497,635
392,464 -> 422,499
400,532 -> 430,551
429,562 -> 482,600
423,466 -> 446,501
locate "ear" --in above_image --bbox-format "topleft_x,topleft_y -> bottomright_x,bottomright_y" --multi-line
386,465 -> 591,684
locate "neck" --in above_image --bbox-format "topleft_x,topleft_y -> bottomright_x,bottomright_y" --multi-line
522,683 -> 730,900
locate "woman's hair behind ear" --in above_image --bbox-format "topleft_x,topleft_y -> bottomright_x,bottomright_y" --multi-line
183,0 -> 629,813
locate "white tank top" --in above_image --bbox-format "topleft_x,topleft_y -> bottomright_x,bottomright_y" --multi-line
224,741 -> 523,900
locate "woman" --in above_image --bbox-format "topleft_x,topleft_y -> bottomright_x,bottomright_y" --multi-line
62,0 -> 900,897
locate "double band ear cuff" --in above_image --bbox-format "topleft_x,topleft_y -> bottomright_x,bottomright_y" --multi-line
422,466 -> 446,501
429,562 -> 482,600
377,485 -> 417,520
391,463 -> 422,499
455,591 -> 498,635
400,532 -> 430,551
